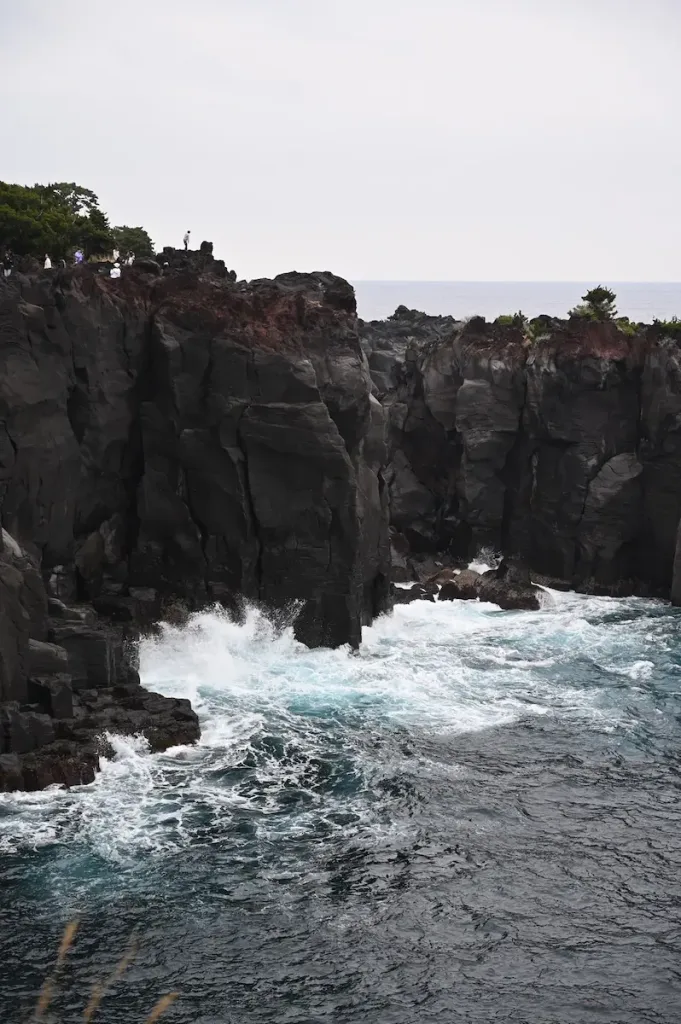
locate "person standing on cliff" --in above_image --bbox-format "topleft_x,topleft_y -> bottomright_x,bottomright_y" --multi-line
74,249 -> 84,264
183,230 -> 190,251
44,254 -> 52,270
2,251 -> 12,278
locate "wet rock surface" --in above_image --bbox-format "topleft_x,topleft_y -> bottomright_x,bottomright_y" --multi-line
0,529 -> 200,791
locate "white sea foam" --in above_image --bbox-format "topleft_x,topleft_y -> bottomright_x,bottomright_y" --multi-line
0,589 -> 670,861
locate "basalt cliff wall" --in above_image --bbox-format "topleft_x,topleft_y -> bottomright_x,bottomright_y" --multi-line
0,259 -> 390,790
4,265 -> 681,793
362,307 -> 681,597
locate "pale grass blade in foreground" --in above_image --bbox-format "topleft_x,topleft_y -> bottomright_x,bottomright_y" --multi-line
145,992 -> 179,1022
33,919 -> 80,1020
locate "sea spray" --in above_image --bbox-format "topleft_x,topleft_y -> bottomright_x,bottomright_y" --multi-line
2,589 -> 681,1022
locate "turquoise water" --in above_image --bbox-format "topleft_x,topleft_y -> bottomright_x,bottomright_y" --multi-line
1,587 -> 681,1022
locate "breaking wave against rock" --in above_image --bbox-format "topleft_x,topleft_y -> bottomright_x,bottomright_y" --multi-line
2,589 -> 681,1022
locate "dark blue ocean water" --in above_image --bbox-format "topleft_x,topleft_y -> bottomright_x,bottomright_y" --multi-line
352,281 -> 681,323
1,586 -> 681,1023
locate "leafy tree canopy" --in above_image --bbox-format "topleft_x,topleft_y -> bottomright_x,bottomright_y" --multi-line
33,182 -> 100,216
569,286 -> 618,321
0,181 -> 154,261
111,225 -> 155,258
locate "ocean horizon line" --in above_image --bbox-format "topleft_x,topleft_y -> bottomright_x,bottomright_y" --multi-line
350,278 -> 680,285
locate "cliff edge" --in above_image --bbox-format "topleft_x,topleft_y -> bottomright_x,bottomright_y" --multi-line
0,257 -> 391,790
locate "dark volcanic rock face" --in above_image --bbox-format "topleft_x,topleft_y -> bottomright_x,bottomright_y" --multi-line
0,265 -> 390,647
0,527 -> 200,791
0,262 -> 391,789
362,308 -> 681,596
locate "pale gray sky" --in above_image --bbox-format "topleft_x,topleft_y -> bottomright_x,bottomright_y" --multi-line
2,0 -> 679,280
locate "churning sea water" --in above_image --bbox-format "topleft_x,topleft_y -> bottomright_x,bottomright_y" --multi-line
2,586 -> 681,1023
352,281 -> 681,323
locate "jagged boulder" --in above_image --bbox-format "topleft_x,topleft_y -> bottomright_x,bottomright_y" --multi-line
477,558 -> 540,610
438,570 -> 482,601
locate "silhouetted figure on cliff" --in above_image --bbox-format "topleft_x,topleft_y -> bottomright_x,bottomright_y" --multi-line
183,230 -> 190,251
2,251 -> 13,278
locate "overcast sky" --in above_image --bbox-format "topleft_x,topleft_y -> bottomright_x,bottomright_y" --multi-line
2,0 -> 679,281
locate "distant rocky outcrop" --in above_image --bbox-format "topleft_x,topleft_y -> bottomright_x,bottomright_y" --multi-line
0,253 -> 390,789
362,307 -> 681,598
155,240 -> 237,279
394,558 -> 540,611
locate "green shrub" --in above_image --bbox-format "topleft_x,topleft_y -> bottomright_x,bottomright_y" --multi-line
495,311 -> 528,329
569,286 -> 617,321
615,316 -> 641,337
653,316 -> 681,338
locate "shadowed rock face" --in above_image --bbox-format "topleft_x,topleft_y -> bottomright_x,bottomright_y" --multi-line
0,264 -> 390,647
0,261 -> 391,789
362,308 -> 681,596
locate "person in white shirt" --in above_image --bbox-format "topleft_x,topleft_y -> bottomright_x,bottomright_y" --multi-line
110,262 -> 121,279
44,255 -> 52,269
183,230 -> 190,251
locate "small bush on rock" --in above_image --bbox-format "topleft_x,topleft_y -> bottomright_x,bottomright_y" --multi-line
569,286 -> 618,321
495,311 -> 528,329
653,316 -> 681,338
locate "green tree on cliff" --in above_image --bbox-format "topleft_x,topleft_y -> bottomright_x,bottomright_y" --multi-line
111,225 -> 155,257
33,182 -> 101,217
0,180 -> 154,261
77,207 -> 114,258
569,286 -> 618,321
0,182 -> 75,256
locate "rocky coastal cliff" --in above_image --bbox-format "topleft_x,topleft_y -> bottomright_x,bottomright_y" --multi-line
0,255 -> 390,790
3,262 -> 681,793
362,306 -> 681,596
